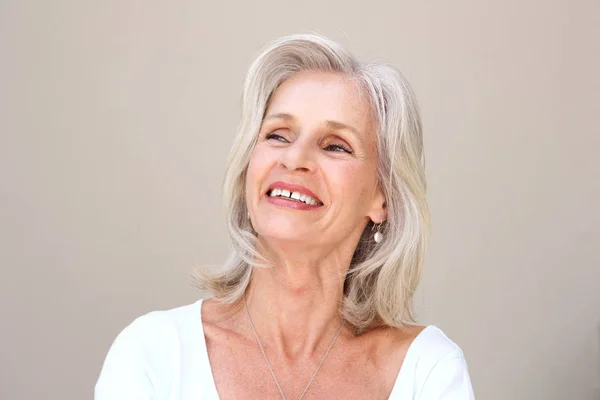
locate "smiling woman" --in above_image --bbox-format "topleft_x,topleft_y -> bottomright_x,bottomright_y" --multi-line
95,34 -> 475,400
247,70 -> 384,255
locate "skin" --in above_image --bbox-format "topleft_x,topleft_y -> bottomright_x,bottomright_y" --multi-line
202,70 -> 425,399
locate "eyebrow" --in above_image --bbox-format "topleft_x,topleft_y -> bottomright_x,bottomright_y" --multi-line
325,120 -> 362,140
263,113 -> 364,143
263,113 -> 295,123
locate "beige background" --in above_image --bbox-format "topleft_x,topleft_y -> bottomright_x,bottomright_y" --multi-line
1,0 -> 599,399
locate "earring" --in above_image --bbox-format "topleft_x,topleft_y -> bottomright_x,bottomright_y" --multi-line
372,222 -> 383,244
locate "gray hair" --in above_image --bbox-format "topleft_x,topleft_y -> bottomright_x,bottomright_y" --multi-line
192,33 -> 429,333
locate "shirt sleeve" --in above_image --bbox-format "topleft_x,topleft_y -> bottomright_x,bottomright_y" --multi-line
95,313 -> 174,400
416,350 -> 475,400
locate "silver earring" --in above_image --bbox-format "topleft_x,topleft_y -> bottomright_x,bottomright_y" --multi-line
373,223 -> 383,244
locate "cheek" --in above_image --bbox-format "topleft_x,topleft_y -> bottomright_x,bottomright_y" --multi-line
246,145 -> 275,196
327,161 -> 377,204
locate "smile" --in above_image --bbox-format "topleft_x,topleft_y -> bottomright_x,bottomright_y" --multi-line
267,188 -> 323,206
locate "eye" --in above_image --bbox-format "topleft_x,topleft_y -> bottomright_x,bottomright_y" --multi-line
265,132 -> 289,143
324,143 -> 353,154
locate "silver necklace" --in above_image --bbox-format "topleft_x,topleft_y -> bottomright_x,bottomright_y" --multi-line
243,294 -> 345,400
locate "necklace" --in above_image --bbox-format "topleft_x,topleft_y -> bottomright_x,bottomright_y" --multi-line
243,294 -> 345,400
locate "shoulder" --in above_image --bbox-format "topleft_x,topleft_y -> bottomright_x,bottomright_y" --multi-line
410,325 -> 465,364
95,299 -> 203,399
399,326 -> 475,399
110,300 -> 201,349
369,324 -> 455,372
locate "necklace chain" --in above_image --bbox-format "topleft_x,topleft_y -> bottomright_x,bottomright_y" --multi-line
243,294 -> 344,400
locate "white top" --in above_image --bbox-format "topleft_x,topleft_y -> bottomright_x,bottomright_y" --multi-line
95,299 -> 475,399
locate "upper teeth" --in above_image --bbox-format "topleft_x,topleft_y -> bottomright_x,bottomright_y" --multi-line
268,188 -> 320,206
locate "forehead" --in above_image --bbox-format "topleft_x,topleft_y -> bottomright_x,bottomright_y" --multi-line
265,70 -> 375,134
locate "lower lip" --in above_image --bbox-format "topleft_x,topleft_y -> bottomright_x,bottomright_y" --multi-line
265,195 -> 322,210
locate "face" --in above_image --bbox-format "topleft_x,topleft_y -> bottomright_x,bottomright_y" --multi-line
245,70 -> 386,248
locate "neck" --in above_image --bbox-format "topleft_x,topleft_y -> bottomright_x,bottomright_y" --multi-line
243,241 -> 353,360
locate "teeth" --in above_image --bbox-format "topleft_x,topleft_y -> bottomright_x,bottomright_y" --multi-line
268,188 -> 320,205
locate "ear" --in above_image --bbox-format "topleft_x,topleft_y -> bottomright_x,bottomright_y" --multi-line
367,185 -> 387,224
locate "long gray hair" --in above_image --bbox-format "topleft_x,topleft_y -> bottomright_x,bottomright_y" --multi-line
192,33 -> 429,333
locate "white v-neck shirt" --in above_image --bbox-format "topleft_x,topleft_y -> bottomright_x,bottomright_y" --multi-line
95,299 -> 475,399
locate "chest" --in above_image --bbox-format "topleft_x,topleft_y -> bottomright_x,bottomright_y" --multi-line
203,331 -> 401,400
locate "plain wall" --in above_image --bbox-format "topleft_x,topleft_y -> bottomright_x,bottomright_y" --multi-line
1,1 -> 599,399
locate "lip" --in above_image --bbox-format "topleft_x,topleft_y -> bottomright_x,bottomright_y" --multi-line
266,180 -> 323,204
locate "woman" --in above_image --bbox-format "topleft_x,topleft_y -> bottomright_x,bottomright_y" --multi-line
95,34 -> 475,399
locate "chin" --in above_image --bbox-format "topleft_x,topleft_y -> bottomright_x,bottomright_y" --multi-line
259,233 -> 313,246
254,216 -> 315,244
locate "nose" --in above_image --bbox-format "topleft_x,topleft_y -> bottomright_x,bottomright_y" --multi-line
278,137 -> 317,173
